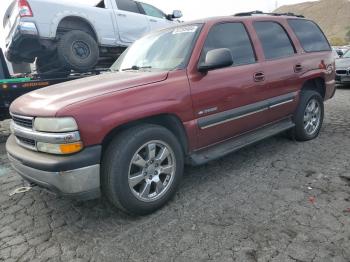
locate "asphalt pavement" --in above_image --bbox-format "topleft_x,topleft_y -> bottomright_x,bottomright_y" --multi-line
0,89 -> 349,262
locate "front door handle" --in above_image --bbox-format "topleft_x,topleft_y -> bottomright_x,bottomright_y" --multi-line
117,13 -> 127,17
254,72 -> 265,82
150,19 -> 157,22
294,64 -> 303,73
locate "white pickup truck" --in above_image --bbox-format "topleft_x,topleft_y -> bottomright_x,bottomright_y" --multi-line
3,0 -> 182,76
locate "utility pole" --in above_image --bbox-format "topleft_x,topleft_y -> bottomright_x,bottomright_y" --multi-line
275,0 -> 278,9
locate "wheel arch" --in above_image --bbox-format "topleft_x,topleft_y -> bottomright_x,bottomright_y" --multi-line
301,77 -> 326,100
56,16 -> 98,42
101,114 -> 189,155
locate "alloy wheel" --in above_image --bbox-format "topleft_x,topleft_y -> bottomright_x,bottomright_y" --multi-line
303,98 -> 321,136
128,141 -> 176,202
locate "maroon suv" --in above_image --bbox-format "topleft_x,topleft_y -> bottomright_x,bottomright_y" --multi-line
6,13 -> 336,215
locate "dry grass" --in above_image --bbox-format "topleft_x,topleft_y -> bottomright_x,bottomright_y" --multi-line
276,0 -> 350,42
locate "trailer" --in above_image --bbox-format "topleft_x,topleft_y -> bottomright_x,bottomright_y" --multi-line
0,48 -> 107,121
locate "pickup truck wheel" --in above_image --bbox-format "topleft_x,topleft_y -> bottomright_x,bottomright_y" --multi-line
293,90 -> 324,141
57,30 -> 99,72
102,125 -> 184,215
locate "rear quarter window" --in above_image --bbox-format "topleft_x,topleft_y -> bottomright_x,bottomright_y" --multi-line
288,19 -> 331,52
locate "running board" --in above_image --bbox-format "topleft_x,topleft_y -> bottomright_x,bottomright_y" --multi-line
188,118 -> 295,166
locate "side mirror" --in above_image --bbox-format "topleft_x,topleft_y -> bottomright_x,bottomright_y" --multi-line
171,10 -> 183,19
198,48 -> 233,73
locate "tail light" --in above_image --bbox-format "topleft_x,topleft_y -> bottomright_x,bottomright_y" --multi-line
18,0 -> 33,17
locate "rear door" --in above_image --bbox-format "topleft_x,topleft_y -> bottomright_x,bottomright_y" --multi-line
137,2 -> 171,31
252,21 -> 300,122
188,22 -> 271,148
113,0 -> 150,44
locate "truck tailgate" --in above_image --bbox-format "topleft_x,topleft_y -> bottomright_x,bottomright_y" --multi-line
3,1 -> 20,44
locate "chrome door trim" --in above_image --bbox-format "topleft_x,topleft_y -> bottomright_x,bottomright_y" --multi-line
198,92 -> 297,130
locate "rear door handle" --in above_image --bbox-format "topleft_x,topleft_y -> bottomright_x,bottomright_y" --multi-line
117,13 -> 127,17
294,64 -> 303,73
254,72 -> 265,82
150,19 -> 157,22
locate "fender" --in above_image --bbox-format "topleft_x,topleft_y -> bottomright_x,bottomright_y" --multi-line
49,12 -> 100,42
299,67 -> 335,100
100,102 -> 189,141
299,67 -> 327,82
57,71 -> 195,148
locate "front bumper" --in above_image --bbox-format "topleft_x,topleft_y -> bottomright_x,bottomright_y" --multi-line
6,135 -> 102,200
5,21 -> 40,63
335,74 -> 350,84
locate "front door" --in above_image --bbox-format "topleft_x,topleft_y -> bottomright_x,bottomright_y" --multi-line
138,2 -> 171,31
188,22 -> 271,148
113,0 -> 150,44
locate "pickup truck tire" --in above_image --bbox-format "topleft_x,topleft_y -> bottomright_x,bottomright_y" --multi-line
102,124 -> 184,215
293,90 -> 324,141
57,30 -> 99,72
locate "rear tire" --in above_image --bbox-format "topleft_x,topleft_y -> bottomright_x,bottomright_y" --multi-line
57,30 -> 99,72
293,90 -> 324,141
101,124 -> 184,215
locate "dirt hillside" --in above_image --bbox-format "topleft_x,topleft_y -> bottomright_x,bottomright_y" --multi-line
275,0 -> 350,44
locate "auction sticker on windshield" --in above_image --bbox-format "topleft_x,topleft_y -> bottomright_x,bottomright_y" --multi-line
173,26 -> 198,34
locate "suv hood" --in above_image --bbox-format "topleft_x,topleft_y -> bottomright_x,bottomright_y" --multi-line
335,58 -> 350,68
10,71 -> 169,116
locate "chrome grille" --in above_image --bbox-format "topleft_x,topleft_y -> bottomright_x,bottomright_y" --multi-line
16,136 -> 36,147
336,70 -> 347,75
11,114 -> 33,129
11,117 -> 81,152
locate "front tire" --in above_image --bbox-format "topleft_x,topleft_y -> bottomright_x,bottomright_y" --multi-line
102,124 -> 184,215
293,90 -> 324,141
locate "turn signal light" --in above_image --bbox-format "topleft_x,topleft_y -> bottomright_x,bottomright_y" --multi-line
59,142 -> 83,154
37,141 -> 83,155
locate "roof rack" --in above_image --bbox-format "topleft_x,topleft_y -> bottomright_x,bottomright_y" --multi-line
234,10 -> 304,18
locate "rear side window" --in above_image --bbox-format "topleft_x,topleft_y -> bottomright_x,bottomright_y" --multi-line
254,21 -> 295,60
288,19 -> 331,52
201,23 -> 256,66
115,0 -> 141,14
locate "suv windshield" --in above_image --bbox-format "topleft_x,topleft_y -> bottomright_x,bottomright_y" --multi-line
342,50 -> 350,58
111,24 -> 202,72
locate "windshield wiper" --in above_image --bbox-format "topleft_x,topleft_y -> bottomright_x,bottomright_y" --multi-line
121,65 -> 152,71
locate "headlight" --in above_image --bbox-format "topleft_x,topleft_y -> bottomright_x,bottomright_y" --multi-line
34,117 -> 82,154
34,117 -> 78,132
37,141 -> 83,155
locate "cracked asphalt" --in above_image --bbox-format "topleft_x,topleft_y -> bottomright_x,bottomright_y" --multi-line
0,88 -> 349,262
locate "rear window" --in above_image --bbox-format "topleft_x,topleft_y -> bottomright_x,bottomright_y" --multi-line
288,19 -> 331,52
254,21 -> 295,60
